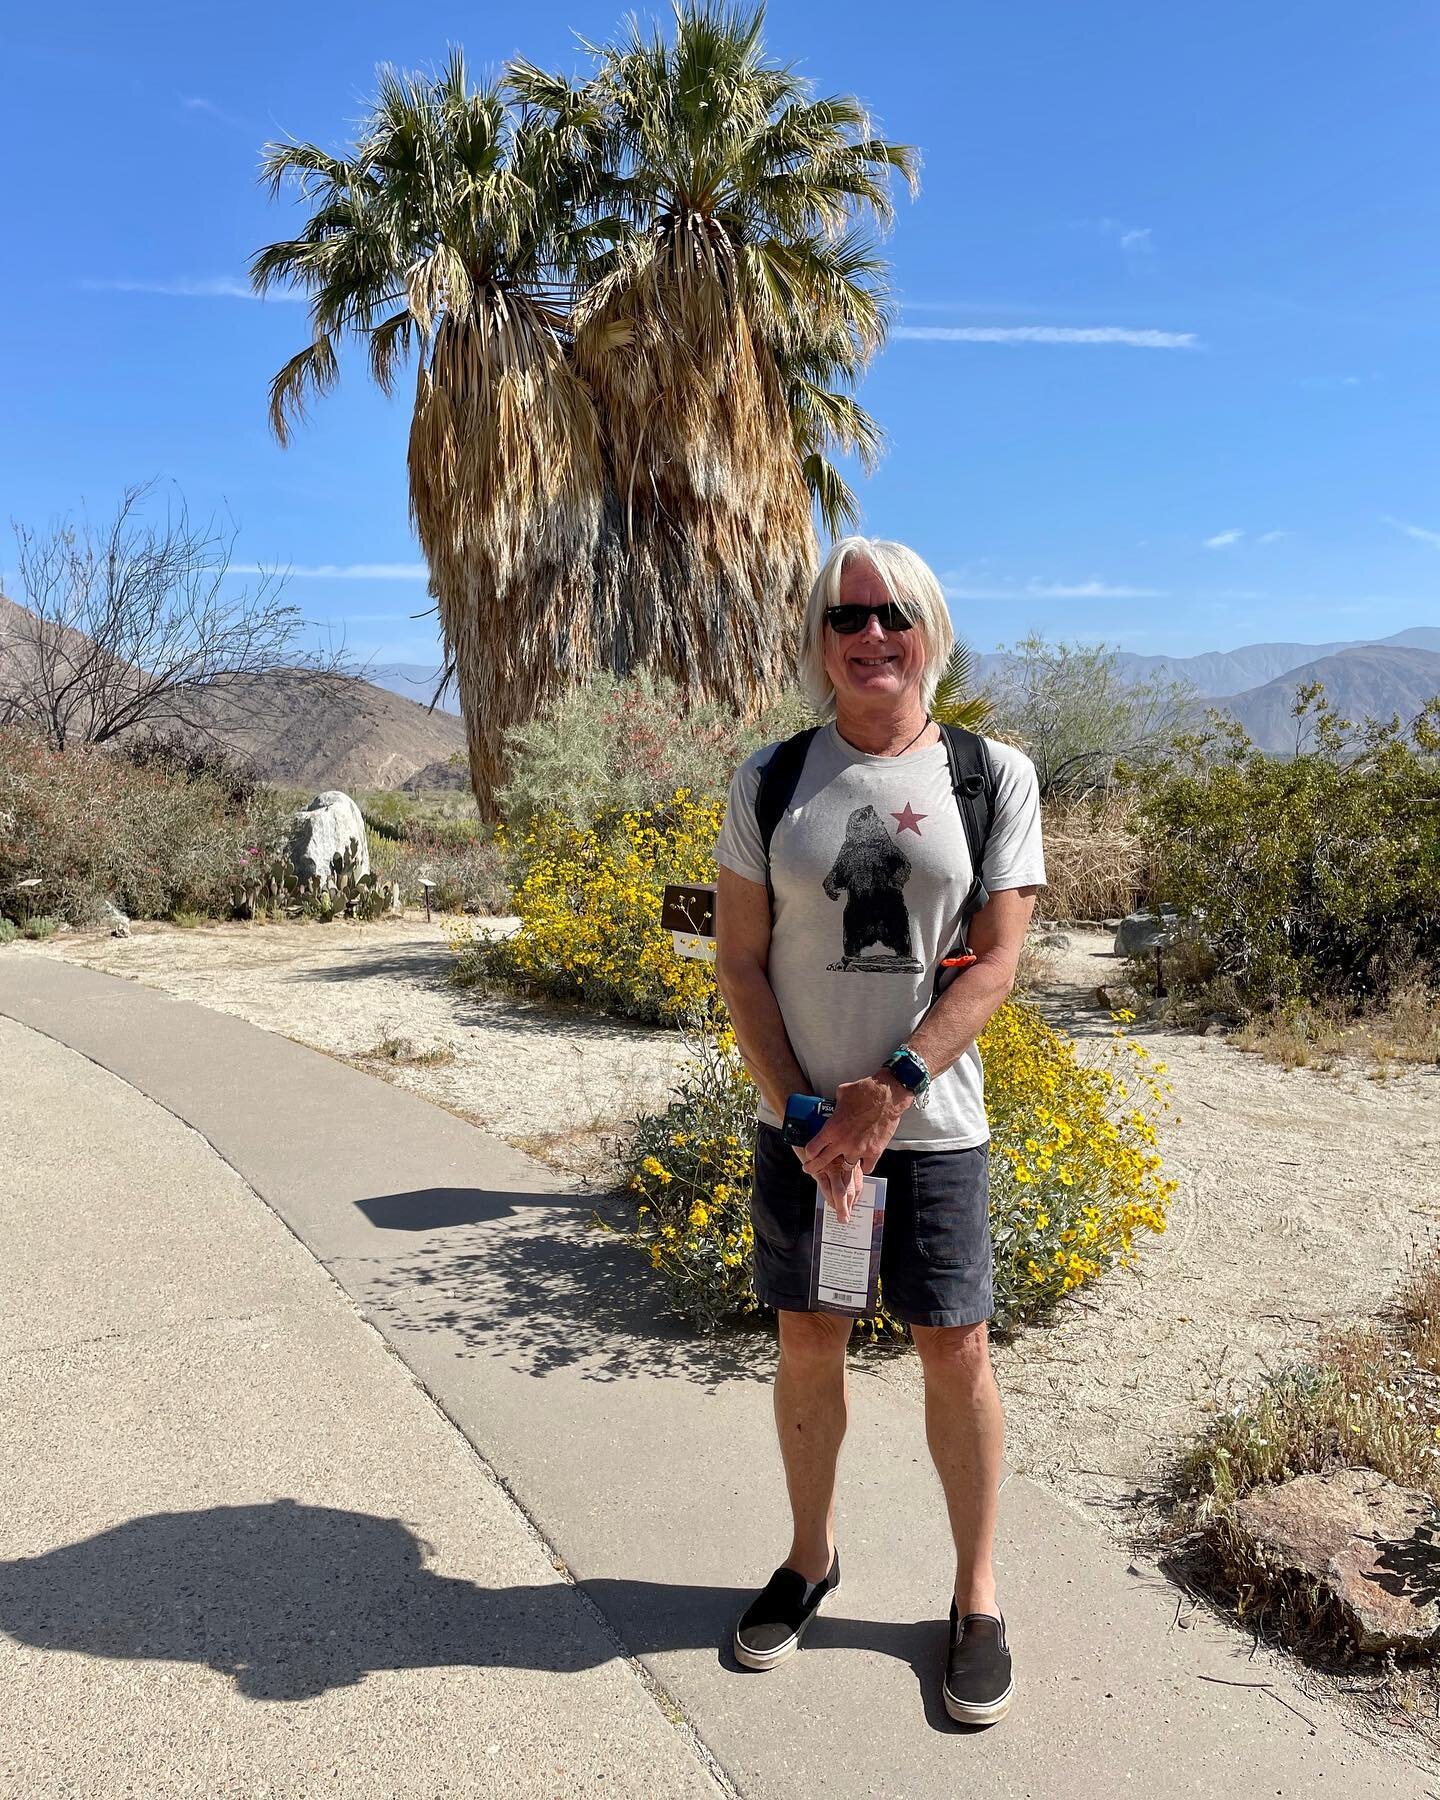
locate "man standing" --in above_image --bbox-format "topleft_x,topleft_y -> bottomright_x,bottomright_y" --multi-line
714,537 -> 1045,1724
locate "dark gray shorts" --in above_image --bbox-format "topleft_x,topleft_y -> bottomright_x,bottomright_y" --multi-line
750,1123 -> 994,1328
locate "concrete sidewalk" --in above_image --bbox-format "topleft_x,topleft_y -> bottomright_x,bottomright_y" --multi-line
3,952 -> 1430,1798
0,1016 -> 723,1799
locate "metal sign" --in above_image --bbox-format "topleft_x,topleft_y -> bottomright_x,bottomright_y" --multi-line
661,883 -> 717,962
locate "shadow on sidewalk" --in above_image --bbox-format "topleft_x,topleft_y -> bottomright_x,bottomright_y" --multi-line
0,1501 -> 954,1724
347,1187 -> 774,1391
358,1187 -> 559,1231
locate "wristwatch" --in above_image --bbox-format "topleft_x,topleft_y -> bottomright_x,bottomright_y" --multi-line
881,1044 -> 931,1109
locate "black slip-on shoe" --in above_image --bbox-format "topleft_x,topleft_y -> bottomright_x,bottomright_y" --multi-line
943,1604 -> 1013,1724
732,1553 -> 840,1670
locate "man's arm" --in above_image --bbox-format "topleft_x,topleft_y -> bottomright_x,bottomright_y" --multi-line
713,865 -> 811,1120
800,885 -> 1039,1178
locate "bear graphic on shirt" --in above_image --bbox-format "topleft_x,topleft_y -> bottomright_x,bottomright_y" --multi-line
821,804 -> 923,974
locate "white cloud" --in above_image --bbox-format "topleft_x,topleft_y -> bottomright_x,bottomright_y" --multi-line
231,562 -> 430,580
1383,516 -> 1440,549
897,298 -> 1055,317
1203,529 -> 1244,549
893,325 -> 1197,349
1298,374 -> 1363,391
181,95 -> 249,130
1089,217 -> 1155,254
942,577 -> 1166,601
1256,530 -> 1288,544
78,276 -> 301,302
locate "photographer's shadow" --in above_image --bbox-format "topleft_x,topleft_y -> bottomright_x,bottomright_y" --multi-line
0,1499 -> 955,1723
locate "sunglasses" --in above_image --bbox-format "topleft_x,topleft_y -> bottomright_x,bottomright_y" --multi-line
824,603 -> 915,635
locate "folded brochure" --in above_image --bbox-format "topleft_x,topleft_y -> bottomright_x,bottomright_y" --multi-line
808,1174 -> 887,1316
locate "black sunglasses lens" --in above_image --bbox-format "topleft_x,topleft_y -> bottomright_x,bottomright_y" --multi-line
826,604 -> 913,634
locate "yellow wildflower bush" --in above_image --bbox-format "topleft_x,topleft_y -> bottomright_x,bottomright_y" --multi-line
622,1020 -> 761,1330
624,999 -> 1176,1334
451,792 -> 723,1024
982,999 -> 1177,1324
456,781 -> 1176,1332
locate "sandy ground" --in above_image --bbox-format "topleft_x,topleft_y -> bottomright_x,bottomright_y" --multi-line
24,914 -> 1440,1537
28,916 -> 687,1175
980,930 -> 1440,1532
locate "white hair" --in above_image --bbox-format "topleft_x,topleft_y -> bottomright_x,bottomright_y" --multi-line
798,536 -> 955,718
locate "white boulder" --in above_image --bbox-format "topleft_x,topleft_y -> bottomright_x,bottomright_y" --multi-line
289,791 -> 370,887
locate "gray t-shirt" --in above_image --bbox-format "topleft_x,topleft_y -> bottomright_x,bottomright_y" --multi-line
715,726 -> 1047,1150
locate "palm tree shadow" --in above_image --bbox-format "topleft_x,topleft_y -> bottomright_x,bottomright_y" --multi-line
0,1501 -> 969,1728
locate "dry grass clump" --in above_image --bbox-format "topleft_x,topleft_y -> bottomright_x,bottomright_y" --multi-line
1230,983 -> 1440,1074
356,1033 -> 457,1068
1171,1246 -> 1440,1670
1037,791 -> 1147,923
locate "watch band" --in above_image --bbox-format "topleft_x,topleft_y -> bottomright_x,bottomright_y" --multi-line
882,1045 -> 932,1108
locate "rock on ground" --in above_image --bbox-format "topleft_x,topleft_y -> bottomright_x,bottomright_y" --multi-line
1114,907 -> 1177,957
288,790 -> 370,886
1234,1466 -> 1440,1655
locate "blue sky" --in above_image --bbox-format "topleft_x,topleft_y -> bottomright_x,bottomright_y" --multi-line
4,0 -> 1437,666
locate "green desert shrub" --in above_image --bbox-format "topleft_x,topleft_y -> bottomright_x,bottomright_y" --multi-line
0,727 -> 289,924
1133,689 -> 1440,1013
499,671 -> 812,829
367,816 -> 509,915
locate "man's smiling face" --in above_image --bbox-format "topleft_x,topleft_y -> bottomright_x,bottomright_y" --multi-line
823,556 -> 928,710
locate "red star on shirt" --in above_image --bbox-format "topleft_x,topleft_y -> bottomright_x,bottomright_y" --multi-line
891,801 -> 927,836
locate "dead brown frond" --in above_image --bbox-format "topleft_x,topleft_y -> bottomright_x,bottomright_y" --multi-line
574,227 -> 816,716
408,292 -> 605,811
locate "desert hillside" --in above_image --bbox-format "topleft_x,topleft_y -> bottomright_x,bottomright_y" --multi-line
172,670 -> 468,792
1213,644 -> 1440,752
0,594 -> 467,791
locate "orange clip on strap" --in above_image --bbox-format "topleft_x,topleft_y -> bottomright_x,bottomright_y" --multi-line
940,954 -> 978,969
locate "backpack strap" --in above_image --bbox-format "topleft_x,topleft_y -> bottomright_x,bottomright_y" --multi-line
935,725 -> 998,995
754,727 -> 821,899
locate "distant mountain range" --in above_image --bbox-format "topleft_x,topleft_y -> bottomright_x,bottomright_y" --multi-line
5,591 -> 1436,784
1208,645 -> 1440,753
376,630 -> 1440,757
170,670 -> 468,793
366,662 -> 462,714
975,626 -> 1440,752
0,595 -> 466,792
973,625 -> 1440,697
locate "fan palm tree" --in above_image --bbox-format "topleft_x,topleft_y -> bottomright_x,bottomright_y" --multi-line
254,9 -> 915,816
252,55 -> 609,812
521,4 -> 916,704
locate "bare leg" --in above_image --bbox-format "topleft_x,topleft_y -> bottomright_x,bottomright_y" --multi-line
773,1309 -> 853,1584
912,1321 -> 1004,1616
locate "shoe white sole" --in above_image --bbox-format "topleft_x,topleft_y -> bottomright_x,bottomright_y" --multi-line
943,1678 -> 1014,1725
732,1584 -> 834,1670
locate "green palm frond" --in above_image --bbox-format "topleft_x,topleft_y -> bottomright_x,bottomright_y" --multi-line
931,641 -> 994,730
802,452 -> 862,536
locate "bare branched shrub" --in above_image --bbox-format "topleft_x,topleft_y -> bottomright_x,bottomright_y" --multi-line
0,484 -> 347,750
